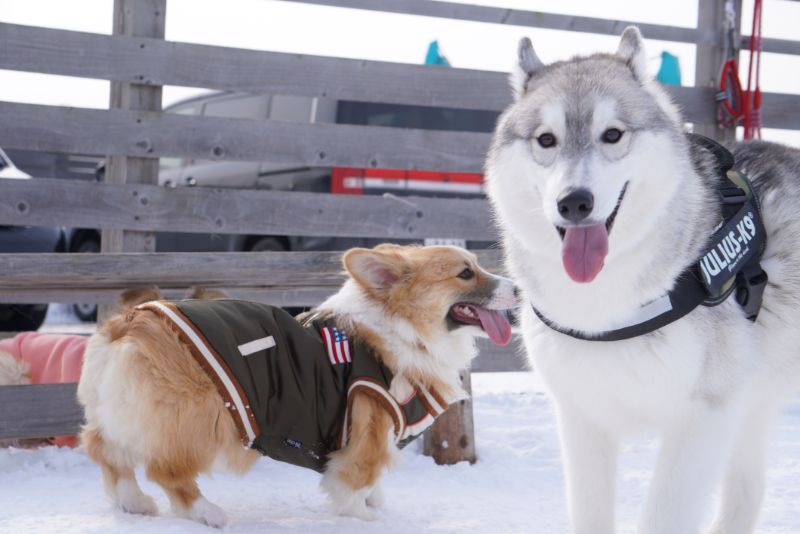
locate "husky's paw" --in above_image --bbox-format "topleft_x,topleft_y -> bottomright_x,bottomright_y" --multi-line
188,497 -> 228,529
116,480 -> 158,516
366,484 -> 385,508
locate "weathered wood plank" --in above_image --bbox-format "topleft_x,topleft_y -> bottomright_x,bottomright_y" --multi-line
0,101 -> 491,172
0,383 -> 83,439
281,0 -> 800,56
0,22 -> 510,112
0,178 -> 495,240
101,0 -> 165,284
694,0 -> 741,143
0,24 -> 785,127
0,287 -> 338,306
0,337 -> 525,439
280,0 -> 711,45
423,370 -> 476,465
0,250 -> 504,290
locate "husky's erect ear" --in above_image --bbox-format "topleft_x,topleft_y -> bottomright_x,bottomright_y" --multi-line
616,26 -> 648,81
343,247 -> 406,294
510,37 -> 544,100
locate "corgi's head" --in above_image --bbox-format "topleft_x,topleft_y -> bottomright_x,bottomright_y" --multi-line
342,244 -> 516,345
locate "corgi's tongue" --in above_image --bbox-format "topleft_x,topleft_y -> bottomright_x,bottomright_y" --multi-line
561,224 -> 608,283
474,306 -> 513,346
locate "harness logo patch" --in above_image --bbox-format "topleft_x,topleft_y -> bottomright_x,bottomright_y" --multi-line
699,209 -> 759,293
320,326 -> 352,365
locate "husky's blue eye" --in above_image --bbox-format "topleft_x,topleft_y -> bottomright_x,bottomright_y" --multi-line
602,128 -> 623,144
536,133 -> 557,148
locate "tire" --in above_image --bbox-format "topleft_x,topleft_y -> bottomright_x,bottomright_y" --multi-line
0,304 -> 48,331
72,237 -> 100,322
246,237 -> 307,315
248,237 -> 287,252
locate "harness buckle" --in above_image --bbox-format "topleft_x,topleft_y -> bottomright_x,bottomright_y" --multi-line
735,263 -> 768,321
719,186 -> 748,204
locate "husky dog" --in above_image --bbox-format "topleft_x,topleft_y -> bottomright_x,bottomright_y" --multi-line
485,26 -> 800,534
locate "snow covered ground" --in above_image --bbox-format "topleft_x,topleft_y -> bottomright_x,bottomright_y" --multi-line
1,371 -> 800,533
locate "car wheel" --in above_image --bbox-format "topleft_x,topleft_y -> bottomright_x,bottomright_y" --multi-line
248,237 -> 287,252
72,237 -> 100,322
0,304 -> 48,332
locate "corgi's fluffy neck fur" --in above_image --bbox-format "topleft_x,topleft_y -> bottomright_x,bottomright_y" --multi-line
317,279 -> 474,402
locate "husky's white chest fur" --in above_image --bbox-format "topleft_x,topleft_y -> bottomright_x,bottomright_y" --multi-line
487,26 -> 800,534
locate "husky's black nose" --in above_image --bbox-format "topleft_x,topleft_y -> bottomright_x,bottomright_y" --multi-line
557,188 -> 594,222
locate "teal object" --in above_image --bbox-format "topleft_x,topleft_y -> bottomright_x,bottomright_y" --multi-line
656,51 -> 681,86
425,40 -> 451,67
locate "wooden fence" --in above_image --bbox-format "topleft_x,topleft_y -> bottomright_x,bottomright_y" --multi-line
1,0 -> 800,454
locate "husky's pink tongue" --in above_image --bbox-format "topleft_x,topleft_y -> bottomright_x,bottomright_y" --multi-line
561,224 -> 609,283
474,306 -> 513,346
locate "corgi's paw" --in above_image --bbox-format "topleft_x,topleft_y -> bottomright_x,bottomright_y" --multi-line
366,484 -> 385,508
340,500 -> 381,521
189,498 -> 228,529
116,480 -> 158,516
321,471 -> 380,520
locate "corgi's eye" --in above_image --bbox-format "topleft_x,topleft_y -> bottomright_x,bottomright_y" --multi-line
536,133 -> 557,148
457,268 -> 475,280
601,128 -> 623,144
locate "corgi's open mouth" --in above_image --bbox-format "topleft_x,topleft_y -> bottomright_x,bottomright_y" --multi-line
554,182 -> 628,283
448,303 -> 512,346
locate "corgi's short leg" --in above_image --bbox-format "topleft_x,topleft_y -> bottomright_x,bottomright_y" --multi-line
366,483 -> 385,508
146,459 -> 227,528
321,393 -> 394,520
82,427 -> 158,516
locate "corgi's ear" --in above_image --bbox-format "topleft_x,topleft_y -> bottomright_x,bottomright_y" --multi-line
510,37 -> 544,100
617,26 -> 648,81
343,248 -> 406,293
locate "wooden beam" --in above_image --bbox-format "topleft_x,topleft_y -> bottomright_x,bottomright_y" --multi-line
0,22 -> 510,112
0,384 -> 83,439
0,101 -> 491,172
0,178 -> 495,240
0,338 -> 525,440
102,0 -> 166,256
278,0 -> 800,56
0,22 -> 771,125
0,250 -> 504,290
278,0 -> 712,45
694,0 -> 741,143
423,370 -> 476,465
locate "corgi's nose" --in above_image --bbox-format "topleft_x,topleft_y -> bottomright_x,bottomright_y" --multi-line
557,188 -> 594,222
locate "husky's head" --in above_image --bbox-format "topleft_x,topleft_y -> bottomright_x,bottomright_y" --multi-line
487,27 -> 691,285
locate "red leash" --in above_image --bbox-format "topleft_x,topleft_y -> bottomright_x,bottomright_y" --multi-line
744,0 -> 763,139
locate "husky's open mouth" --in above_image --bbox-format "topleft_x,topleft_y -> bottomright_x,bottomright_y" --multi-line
555,182 -> 628,283
448,303 -> 512,345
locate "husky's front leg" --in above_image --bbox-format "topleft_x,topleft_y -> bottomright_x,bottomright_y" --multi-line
557,403 -> 618,534
638,403 -> 740,534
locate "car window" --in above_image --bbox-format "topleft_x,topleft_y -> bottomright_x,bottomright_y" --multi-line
203,95 -> 269,120
269,95 -> 314,123
159,157 -> 183,171
336,101 -> 499,133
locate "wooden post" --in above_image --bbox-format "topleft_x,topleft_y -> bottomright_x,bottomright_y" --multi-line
694,0 -> 741,144
423,369 -> 477,465
99,0 -> 166,320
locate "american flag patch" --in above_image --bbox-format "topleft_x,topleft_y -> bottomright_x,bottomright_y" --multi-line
320,326 -> 352,365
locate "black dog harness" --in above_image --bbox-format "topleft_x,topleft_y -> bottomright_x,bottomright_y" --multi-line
533,135 -> 768,341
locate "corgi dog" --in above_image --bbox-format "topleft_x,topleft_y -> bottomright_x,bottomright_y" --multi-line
77,244 -> 517,527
